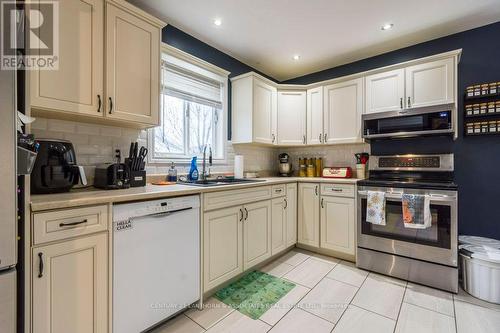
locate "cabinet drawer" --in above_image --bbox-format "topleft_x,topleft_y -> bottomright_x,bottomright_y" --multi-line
33,205 -> 109,244
204,186 -> 272,211
320,184 -> 355,198
272,184 -> 286,197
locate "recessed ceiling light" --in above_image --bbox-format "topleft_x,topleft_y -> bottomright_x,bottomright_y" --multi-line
293,55 -> 300,61
381,23 -> 394,31
214,19 -> 222,26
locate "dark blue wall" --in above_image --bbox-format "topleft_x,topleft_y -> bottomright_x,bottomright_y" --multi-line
163,22 -> 500,240
284,21 -> 500,240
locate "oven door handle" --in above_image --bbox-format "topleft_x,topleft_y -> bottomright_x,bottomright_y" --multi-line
357,191 -> 456,203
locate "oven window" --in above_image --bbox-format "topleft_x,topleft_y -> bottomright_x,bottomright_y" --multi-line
361,198 -> 451,249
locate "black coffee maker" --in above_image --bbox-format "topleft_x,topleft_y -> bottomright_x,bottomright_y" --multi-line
31,139 -> 87,194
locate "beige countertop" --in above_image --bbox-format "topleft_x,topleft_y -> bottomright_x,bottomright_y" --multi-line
30,177 -> 360,212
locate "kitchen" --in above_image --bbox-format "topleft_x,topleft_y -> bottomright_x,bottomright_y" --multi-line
2,0 -> 500,333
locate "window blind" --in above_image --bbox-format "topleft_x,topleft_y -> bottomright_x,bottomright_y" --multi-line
161,59 -> 223,109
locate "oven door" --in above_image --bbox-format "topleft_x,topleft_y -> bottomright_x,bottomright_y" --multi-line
357,186 -> 457,267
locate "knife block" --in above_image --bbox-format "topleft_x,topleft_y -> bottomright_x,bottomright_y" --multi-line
125,158 -> 146,187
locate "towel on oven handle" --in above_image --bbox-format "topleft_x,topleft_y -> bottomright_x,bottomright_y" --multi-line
402,194 -> 432,229
366,191 -> 386,226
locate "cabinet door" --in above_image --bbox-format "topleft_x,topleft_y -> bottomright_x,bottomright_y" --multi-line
32,233 -> 108,333
243,200 -> 272,269
306,87 -> 324,145
105,2 -> 160,125
323,78 -> 363,144
285,183 -> 298,247
320,196 -> 355,255
405,58 -> 455,109
203,206 -> 243,291
365,69 -> 405,114
277,91 -> 306,145
253,79 -> 278,144
31,0 -> 103,116
271,197 -> 287,255
298,183 -> 320,247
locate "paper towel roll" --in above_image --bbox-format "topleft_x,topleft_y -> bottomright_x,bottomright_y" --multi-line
234,155 -> 244,178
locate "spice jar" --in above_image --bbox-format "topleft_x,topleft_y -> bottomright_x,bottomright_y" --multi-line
465,105 -> 473,116
489,82 -> 498,95
480,103 -> 488,114
466,123 -> 474,135
474,85 -> 481,96
481,122 -> 489,133
489,121 -> 497,133
315,158 -> 322,177
488,102 -> 496,114
481,84 -> 489,95
473,104 -> 480,115
466,86 -> 474,97
474,122 -> 481,134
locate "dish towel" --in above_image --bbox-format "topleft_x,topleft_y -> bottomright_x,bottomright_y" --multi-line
366,191 -> 386,225
402,194 -> 432,229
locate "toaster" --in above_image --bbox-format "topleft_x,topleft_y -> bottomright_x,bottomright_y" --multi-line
94,163 -> 130,190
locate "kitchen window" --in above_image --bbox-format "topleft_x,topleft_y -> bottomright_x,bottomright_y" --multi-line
149,45 -> 229,163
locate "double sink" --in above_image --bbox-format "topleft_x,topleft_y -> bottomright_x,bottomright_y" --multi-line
180,177 -> 266,187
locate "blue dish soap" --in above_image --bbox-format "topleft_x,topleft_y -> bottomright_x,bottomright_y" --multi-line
188,157 -> 199,181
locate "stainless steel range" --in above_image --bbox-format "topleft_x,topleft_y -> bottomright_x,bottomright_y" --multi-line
356,154 -> 458,292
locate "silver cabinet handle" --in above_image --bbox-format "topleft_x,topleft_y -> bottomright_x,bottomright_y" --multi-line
400,97 -> 403,109
407,96 -> 411,108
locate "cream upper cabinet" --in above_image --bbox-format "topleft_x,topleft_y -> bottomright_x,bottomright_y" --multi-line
203,206 -> 243,291
105,1 -> 161,125
285,183 -> 298,247
271,197 -> 287,255
277,91 -> 306,145
231,74 -> 278,145
320,196 -> 355,256
31,0 -> 104,117
243,200 -> 272,269
365,68 -> 405,114
298,183 -> 320,247
323,78 -> 364,144
306,87 -> 324,145
405,58 -> 455,109
32,233 -> 108,333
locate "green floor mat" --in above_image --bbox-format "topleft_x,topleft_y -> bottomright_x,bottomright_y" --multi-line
214,270 -> 295,320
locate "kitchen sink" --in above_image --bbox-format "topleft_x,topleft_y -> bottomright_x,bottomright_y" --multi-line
179,178 -> 266,187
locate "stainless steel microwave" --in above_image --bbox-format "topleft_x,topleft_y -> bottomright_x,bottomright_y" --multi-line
362,104 -> 455,140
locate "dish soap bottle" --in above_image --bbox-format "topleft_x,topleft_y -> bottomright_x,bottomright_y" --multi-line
188,157 -> 199,181
167,162 -> 177,182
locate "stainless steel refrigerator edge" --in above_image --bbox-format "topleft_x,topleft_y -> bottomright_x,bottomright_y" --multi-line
0,17 -> 18,332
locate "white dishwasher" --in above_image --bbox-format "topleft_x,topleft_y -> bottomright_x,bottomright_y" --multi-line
113,195 -> 200,333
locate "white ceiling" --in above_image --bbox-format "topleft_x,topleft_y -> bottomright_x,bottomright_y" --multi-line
129,0 -> 500,81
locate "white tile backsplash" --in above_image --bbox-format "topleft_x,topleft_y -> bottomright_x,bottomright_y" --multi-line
32,117 -> 371,182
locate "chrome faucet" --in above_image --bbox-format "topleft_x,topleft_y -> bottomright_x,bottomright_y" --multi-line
201,145 -> 212,180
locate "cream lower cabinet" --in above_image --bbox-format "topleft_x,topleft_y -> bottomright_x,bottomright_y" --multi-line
298,183 -> 320,247
271,197 -> 287,255
243,200 -> 272,270
203,206 -> 243,291
32,232 -> 108,333
320,196 -> 356,256
285,183 -> 298,247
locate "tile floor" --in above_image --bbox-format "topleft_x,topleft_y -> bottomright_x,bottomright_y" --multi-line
152,249 -> 500,333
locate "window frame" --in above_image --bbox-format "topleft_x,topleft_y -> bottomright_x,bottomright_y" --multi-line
148,43 -> 230,164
